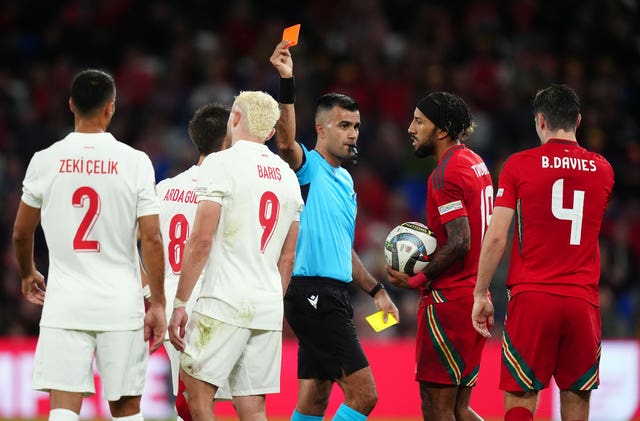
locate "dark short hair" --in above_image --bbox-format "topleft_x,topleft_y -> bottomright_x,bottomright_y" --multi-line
71,69 -> 116,116
533,84 -> 580,131
188,103 -> 230,155
315,93 -> 359,120
416,92 -> 475,141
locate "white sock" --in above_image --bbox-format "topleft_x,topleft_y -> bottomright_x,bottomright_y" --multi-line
112,413 -> 144,421
49,408 -> 80,421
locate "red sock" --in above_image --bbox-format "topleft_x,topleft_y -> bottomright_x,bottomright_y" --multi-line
176,378 -> 192,421
505,406 -> 533,421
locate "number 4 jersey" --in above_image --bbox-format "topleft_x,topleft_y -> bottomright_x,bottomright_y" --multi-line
21,132 -> 159,331
495,138 -> 614,305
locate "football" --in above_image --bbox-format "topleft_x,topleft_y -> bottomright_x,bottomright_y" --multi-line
384,222 -> 437,275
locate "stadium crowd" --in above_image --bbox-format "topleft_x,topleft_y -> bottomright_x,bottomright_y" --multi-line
1,0 -> 638,339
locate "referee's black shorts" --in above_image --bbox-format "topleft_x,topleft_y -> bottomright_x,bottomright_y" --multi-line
284,276 -> 369,381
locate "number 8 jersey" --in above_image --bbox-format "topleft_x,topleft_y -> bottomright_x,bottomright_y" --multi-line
156,164 -> 204,336
21,132 -> 159,331
494,138 -> 614,305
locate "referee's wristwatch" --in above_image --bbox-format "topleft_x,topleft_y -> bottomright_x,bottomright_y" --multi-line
368,282 -> 385,298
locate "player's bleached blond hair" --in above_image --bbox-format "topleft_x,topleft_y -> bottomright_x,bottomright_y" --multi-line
233,91 -> 280,140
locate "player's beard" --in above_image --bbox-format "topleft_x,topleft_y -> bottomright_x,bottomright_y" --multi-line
414,127 -> 438,158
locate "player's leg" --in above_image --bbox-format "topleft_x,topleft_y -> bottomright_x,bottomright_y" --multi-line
418,383 -> 457,421
34,328 -> 98,420
108,396 -> 143,419
500,292 -> 560,421
226,329 -> 281,421
454,386 -> 483,421
180,369 -> 218,421
416,298 -> 485,421
555,297 -> 600,421
180,312 -> 252,420
234,395 -> 267,421
504,391 -> 539,421
95,329 -> 147,420
49,391 -> 83,420
559,390 -> 590,421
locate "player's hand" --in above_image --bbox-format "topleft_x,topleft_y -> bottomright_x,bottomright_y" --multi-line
21,270 -> 46,305
373,287 -> 400,324
471,294 -> 494,338
269,40 -> 293,78
385,265 -> 411,288
169,306 -> 188,352
144,303 -> 166,353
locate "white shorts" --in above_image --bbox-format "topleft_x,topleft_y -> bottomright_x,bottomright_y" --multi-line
164,340 -> 232,400
33,327 -> 147,401
180,311 -> 281,396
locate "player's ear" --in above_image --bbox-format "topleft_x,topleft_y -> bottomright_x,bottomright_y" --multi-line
265,127 -> 276,141
576,113 -> 582,129
69,98 -> 74,113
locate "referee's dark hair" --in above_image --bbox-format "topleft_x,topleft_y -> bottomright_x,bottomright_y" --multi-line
315,93 -> 359,121
70,69 -> 116,117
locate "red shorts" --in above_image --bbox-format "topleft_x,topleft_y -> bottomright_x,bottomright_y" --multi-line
500,291 -> 601,392
416,295 -> 486,386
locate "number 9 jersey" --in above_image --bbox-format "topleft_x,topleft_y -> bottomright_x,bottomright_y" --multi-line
494,139 -> 614,305
21,132 -> 159,331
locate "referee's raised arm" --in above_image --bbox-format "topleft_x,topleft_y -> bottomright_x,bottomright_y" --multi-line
270,40 -> 303,171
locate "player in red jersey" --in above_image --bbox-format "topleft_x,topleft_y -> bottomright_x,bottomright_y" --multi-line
387,92 -> 493,421
472,84 -> 614,421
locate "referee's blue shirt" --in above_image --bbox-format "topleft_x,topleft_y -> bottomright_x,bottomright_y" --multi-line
293,144 -> 356,283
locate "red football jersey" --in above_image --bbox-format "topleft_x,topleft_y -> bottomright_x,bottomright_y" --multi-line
424,144 -> 494,302
495,139 -> 614,305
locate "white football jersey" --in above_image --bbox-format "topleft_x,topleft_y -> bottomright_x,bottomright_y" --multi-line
193,140 -> 303,330
156,165 -> 206,337
21,132 -> 159,331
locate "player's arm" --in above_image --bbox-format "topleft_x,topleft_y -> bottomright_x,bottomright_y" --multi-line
352,249 -> 400,323
138,214 -> 166,352
270,40 -> 303,171
472,206 -> 514,338
169,200 -> 221,351
387,217 -> 470,290
277,221 -> 299,295
424,216 -> 470,280
12,201 -> 46,305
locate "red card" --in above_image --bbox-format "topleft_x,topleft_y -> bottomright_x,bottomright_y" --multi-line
282,24 -> 301,47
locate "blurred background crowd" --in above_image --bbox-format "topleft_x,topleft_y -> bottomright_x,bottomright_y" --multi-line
0,0 -> 638,339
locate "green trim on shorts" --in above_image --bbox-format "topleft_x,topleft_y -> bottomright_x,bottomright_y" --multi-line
569,343 -> 601,390
502,331 -> 544,391
426,305 -> 465,384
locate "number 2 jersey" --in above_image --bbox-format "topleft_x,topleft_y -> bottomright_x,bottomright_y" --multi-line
193,140 -> 304,331
21,132 -> 159,331
156,165 -> 204,336
495,138 -> 614,305
424,144 -> 494,304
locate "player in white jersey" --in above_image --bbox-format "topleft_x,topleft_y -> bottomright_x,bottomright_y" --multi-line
12,69 -> 165,421
155,103 -> 232,420
169,91 -> 303,420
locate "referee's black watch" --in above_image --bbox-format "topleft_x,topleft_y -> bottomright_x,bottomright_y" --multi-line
368,282 -> 385,297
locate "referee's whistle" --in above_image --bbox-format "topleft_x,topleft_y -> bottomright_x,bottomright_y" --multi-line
349,145 -> 358,166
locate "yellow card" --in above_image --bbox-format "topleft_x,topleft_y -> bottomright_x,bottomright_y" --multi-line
366,311 -> 398,332
282,24 -> 301,47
